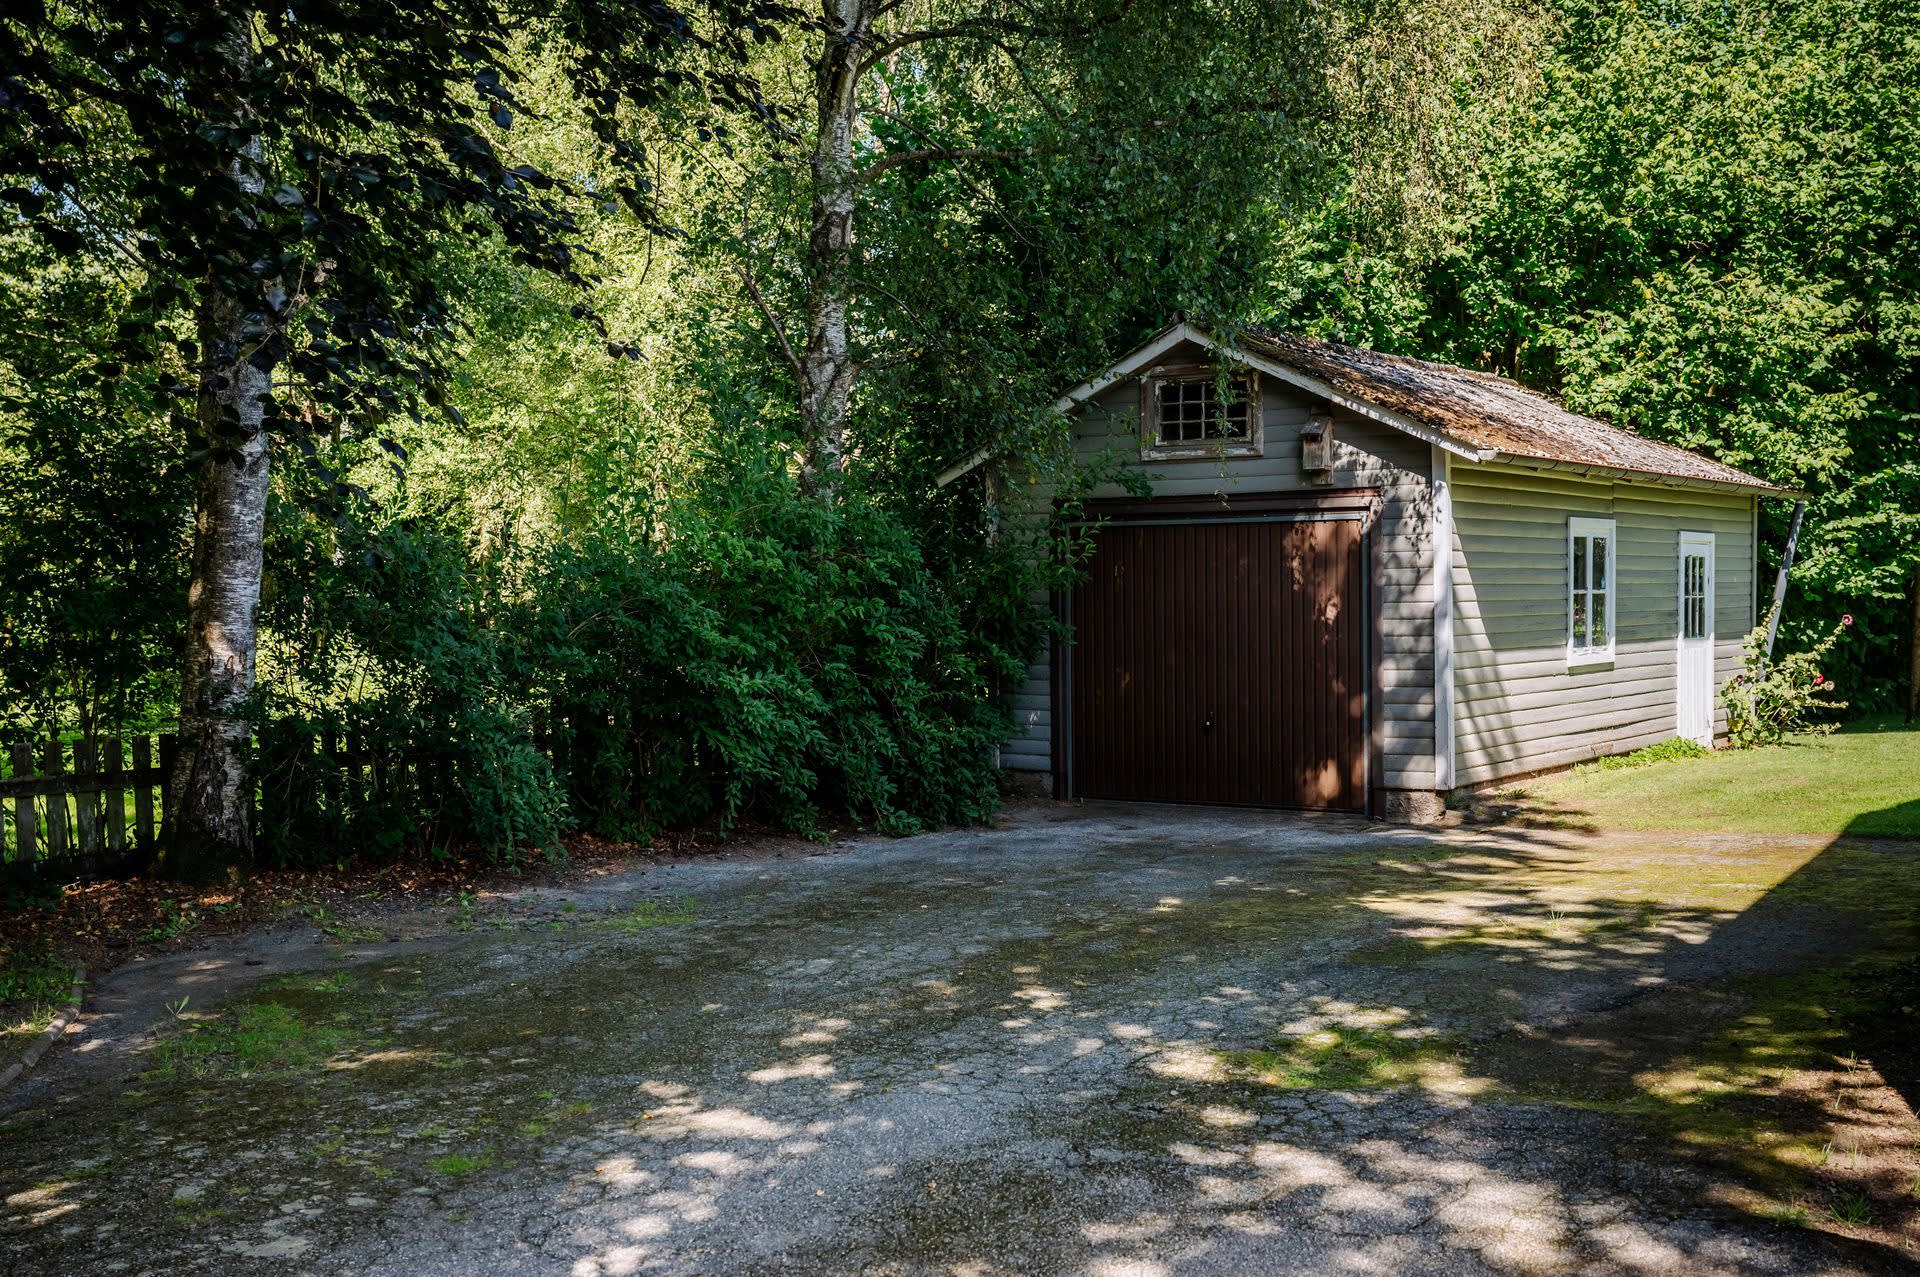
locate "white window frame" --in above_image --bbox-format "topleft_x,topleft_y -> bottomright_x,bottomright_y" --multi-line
1567,516 -> 1617,666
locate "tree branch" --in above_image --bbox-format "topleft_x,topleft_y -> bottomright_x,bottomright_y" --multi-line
737,265 -> 803,381
853,145 -> 1020,187
858,19 -> 1025,75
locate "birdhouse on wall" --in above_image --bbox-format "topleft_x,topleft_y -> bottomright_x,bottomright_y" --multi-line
1301,409 -> 1334,482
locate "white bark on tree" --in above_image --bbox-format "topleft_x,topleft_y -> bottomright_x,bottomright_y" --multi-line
798,0 -> 872,492
158,13 -> 270,883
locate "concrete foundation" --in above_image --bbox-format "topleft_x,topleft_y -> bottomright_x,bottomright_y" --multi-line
1378,788 -> 1449,825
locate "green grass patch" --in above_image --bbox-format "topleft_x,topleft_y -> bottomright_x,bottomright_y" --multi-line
0,943 -> 77,1051
429,1151 -> 493,1176
1517,718 -> 1920,838
1222,1024 -> 1465,1091
1576,736 -> 1710,773
0,942 -> 75,1004
149,1000 -> 348,1078
263,970 -> 355,995
605,895 -> 698,932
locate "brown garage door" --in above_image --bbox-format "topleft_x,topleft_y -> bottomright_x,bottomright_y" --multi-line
1066,516 -> 1365,811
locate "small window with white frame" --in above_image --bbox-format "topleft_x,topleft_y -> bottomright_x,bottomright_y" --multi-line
1568,516 -> 1616,663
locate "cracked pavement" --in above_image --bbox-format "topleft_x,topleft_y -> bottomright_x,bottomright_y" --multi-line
2,804 -> 1915,1274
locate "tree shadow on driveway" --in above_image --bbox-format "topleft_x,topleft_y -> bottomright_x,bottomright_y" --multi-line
2,807 -> 1918,1275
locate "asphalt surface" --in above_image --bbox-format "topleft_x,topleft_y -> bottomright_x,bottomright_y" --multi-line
1,804 -> 1910,1275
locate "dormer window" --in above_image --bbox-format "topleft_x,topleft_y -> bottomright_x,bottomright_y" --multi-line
1140,366 -> 1263,460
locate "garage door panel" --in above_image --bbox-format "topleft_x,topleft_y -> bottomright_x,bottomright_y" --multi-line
1068,517 -> 1364,811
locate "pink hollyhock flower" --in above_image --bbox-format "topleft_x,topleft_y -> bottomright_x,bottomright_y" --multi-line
1841,614 -> 1853,626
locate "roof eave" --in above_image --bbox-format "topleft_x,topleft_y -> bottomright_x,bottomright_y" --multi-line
1023,322 -> 1802,500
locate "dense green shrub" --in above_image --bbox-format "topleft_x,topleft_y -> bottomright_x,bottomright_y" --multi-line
1723,610 -> 1853,748
257,511 -> 564,865
252,429 -> 1047,861
516,439 -> 1038,840
0,232 -> 190,735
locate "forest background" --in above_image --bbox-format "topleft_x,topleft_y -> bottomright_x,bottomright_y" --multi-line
1,0 -> 1913,875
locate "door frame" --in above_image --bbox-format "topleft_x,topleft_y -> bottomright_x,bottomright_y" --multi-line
1050,489 -> 1382,807
1676,530 -> 1717,746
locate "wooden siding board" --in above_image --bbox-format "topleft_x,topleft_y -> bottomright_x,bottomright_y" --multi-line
1450,461 -> 1755,785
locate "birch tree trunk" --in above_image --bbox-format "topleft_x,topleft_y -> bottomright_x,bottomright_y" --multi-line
158,12 -> 270,884
798,0 -> 871,491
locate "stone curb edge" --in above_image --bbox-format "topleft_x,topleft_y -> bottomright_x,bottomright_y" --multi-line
0,964 -> 86,1094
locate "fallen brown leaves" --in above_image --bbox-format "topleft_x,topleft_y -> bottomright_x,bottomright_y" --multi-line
0,832 -> 647,996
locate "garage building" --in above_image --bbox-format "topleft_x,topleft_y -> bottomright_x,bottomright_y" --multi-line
995,323 -> 1790,820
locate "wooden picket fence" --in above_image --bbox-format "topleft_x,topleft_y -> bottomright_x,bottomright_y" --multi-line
0,730 -> 465,878
0,735 -> 175,875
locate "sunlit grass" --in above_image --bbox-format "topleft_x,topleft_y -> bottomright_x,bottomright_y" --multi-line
1517,718 -> 1920,837
429,1151 -> 494,1176
1222,1023 -> 1468,1091
149,1001 -> 348,1078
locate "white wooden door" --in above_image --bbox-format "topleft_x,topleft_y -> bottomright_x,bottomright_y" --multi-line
1677,532 -> 1716,746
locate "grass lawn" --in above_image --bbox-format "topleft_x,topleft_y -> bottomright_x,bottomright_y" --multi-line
1510,717 -> 1920,838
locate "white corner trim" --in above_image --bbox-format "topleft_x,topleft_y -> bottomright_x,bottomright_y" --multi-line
1049,322 -> 1204,414
1431,444 -> 1456,793
934,444 -> 996,488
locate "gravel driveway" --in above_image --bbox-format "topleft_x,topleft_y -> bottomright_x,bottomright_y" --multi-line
3,805 -> 1915,1275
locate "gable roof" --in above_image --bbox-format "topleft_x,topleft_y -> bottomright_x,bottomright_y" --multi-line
1040,322 -> 1788,496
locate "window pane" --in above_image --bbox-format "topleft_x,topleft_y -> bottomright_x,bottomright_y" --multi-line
1592,592 -> 1608,647
1573,537 -> 1588,589
1157,375 -> 1253,444
1682,555 -> 1707,638
1213,393 -> 1250,440
1572,595 -> 1587,647
1592,537 -> 1609,590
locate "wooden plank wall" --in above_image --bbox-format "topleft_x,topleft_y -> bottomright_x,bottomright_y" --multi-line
1449,464 -> 1756,784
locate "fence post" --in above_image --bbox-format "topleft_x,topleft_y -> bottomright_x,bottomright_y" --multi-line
157,734 -> 177,849
72,739 -> 101,856
103,736 -> 127,855
133,735 -> 157,854
41,738 -> 68,858
7,742 -> 33,866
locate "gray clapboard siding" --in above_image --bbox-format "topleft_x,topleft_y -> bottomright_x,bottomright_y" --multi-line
1005,340 -> 1437,790
1449,462 -> 1755,785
